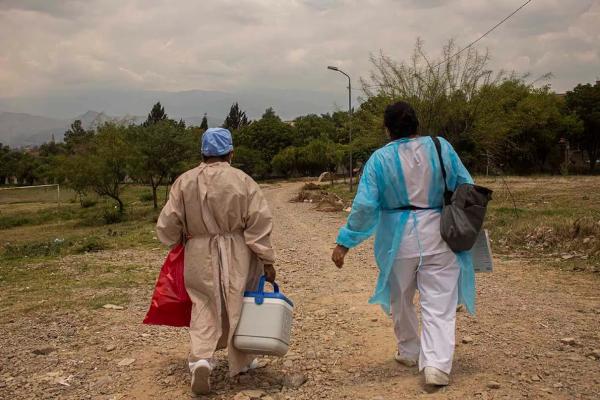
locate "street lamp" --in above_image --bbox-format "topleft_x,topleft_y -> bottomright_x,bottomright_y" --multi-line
327,65 -> 353,192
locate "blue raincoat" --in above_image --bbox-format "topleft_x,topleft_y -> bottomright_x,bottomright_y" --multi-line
336,136 -> 476,314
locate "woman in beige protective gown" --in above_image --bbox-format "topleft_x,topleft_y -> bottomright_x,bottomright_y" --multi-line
156,127 -> 276,395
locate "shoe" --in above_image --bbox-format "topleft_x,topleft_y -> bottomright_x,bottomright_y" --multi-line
394,352 -> 417,367
424,366 -> 449,386
239,358 -> 260,374
190,359 -> 212,395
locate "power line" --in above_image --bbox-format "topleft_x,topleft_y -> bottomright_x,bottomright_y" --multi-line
363,0 -> 534,90
430,0 -> 533,69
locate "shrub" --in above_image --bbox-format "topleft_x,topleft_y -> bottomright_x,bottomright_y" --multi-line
81,199 -> 97,208
0,215 -> 32,230
139,192 -> 154,202
102,208 -> 123,225
75,236 -> 107,253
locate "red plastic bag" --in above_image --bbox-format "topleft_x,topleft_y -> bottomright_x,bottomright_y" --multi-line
143,244 -> 192,327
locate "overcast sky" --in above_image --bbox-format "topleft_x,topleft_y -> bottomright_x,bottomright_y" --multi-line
1,0 -> 599,107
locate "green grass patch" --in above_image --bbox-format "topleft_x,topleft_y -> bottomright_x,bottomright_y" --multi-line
0,205 -> 82,230
0,184 -> 168,319
0,256 -> 156,319
139,192 -> 155,202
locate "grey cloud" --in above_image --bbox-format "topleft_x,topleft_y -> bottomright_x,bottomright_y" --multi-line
0,0 -> 89,18
399,0 -> 449,10
0,0 -> 598,115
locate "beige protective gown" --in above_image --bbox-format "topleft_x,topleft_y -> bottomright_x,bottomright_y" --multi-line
156,162 -> 275,376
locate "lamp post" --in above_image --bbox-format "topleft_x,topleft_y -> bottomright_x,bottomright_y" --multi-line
327,65 -> 353,192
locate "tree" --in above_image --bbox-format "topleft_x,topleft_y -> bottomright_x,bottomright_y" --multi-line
0,144 -> 12,184
358,39 -> 586,173
235,108 -> 294,174
272,146 -> 300,177
223,103 -> 249,131
272,139 -> 342,179
292,114 -> 336,146
300,138 -> 341,178
55,152 -> 94,206
128,120 -> 192,209
361,39 -> 506,169
143,102 -> 168,127
232,146 -> 269,178
472,79 -> 582,173
200,113 -> 209,131
261,107 -> 277,120
63,120 -> 93,153
13,151 -> 42,185
566,81 -> 600,171
363,39 -> 504,136
70,123 -> 130,212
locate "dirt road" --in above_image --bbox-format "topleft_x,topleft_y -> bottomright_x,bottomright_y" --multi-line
1,182 -> 599,399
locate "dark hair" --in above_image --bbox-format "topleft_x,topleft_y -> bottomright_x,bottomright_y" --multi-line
384,101 -> 419,139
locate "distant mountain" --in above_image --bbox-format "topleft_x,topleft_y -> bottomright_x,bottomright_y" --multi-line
0,111 -> 148,147
0,87 -> 350,147
74,111 -> 145,132
0,112 -> 68,147
0,87 -> 347,122
0,110 -> 223,147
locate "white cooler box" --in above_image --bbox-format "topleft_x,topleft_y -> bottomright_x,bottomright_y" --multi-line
233,276 -> 294,357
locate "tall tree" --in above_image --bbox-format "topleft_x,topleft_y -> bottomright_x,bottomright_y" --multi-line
63,123 -> 131,212
292,114 -> 336,146
223,103 -> 249,131
63,120 -> 93,153
566,81 -> 600,171
0,144 -> 13,184
236,108 -> 293,166
200,114 -> 209,131
128,120 -> 192,209
144,102 -> 168,127
361,38 -> 506,168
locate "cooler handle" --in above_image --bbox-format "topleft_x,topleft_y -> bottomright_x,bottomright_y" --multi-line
255,275 -> 280,305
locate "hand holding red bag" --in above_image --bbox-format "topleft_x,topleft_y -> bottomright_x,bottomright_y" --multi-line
143,244 -> 192,327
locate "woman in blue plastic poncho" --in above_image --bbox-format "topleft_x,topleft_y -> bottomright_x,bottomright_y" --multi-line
331,101 -> 475,386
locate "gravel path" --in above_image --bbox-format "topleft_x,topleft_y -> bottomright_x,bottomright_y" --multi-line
1,182 -> 599,399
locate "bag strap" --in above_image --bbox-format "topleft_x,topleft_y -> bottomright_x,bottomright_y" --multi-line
432,136 -> 452,205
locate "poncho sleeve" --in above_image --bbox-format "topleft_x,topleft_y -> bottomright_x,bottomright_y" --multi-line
243,178 -> 276,264
336,156 -> 381,249
156,178 -> 185,246
439,137 -> 474,188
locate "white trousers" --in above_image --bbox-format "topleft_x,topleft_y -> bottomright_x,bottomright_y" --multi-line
389,251 -> 460,374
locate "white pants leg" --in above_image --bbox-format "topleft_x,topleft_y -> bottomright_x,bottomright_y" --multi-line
390,251 -> 460,374
389,257 -> 420,360
417,251 -> 460,374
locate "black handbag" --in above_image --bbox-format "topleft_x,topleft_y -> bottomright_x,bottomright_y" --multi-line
433,137 -> 493,252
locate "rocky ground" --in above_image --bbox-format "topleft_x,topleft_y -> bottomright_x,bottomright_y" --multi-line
1,182 -> 599,399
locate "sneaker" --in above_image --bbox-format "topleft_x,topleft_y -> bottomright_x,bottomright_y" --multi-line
394,352 -> 417,367
424,366 -> 449,386
239,358 -> 260,374
190,360 -> 212,395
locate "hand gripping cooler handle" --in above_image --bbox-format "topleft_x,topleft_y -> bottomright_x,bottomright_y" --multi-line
255,275 -> 280,305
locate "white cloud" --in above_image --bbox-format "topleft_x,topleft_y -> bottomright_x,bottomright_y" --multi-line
0,0 -> 598,100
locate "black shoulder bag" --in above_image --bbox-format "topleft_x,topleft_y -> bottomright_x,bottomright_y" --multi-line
433,137 -> 493,252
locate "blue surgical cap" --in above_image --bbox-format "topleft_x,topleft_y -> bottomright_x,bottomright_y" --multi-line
201,128 -> 234,157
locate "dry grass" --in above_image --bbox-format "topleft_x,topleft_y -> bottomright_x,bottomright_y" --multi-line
328,176 -> 600,271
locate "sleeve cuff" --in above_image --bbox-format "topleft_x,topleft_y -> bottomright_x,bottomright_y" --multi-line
336,227 -> 361,249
